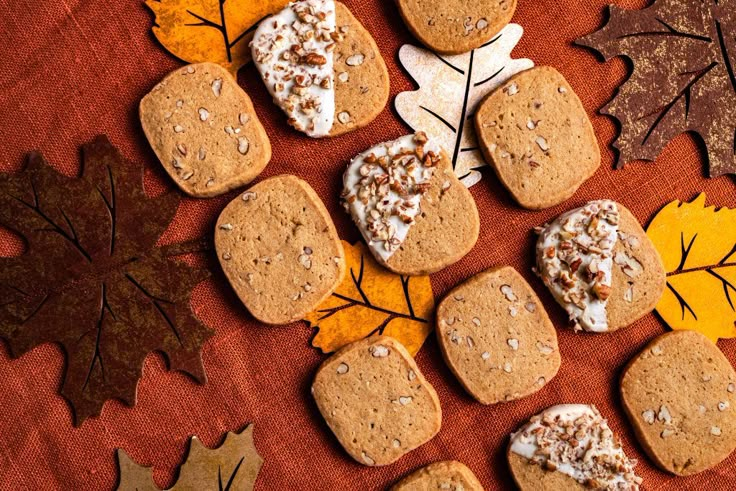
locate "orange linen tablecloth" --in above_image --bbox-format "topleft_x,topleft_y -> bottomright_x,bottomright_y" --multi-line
0,0 -> 735,489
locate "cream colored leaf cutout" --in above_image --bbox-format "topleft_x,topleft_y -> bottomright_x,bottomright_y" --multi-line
395,24 -> 533,187
117,425 -> 263,490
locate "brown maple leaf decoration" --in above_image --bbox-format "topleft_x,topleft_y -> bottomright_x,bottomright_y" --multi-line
0,136 -> 213,426
577,0 -> 736,177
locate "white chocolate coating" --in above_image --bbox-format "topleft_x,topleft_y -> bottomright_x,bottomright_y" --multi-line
511,404 -> 640,490
536,200 -> 619,332
252,0 -> 336,137
342,133 -> 441,261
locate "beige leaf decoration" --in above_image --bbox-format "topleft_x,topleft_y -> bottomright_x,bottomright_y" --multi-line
395,23 -> 533,187
117,425 -> 263,490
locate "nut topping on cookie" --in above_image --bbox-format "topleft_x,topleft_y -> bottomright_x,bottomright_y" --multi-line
536,200 -> 620,332
342,132 -> 442,260
251,0 -> 337,137
510,404 -> 641,490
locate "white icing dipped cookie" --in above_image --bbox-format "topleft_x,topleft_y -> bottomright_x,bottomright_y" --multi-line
535,200 -> 665,333
251,0 -> 388,137
508,404 -> 641,490
342,132 -> 479,275
536,200 -> 618,332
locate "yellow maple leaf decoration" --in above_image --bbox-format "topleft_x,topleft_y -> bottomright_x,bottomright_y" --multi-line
117,425 -> 263,490
647,193 -> 736,342
305,241 -> 435,356
145,0 -> 289,76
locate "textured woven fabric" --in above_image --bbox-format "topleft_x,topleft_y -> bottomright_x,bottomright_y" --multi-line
0,0 -> 735,489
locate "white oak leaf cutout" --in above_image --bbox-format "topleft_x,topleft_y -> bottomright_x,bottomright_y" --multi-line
395,24 -> 533,187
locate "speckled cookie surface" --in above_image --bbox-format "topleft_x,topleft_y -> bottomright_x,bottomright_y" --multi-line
437,266 -> 560,404
508,452 -> 587,491
476,66 -> 600,210
331,2 -> 389,136
140,62 -> 271,197
312,336 -> 442,466
621,330 -> 736,476
215,175 -> 345,325
386,149 -> 479,275
607,205 -> 666,331
391,461 -> 483,491
397,0 -> 516,54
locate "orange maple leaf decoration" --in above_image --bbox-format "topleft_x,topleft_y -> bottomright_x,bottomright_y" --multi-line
145,0 -> 289,76
305,241 -> 435,356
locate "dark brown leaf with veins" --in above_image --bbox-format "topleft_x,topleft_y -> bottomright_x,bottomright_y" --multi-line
577,0 -> 735,177
0,136 -> 213,426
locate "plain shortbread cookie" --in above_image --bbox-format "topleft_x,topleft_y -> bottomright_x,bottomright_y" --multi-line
397,0 -> 517,55
312,336 -> 442,466
621,330 -> 736,476
436,266 -> 560,404
391,460 -> 483,490
476,66 -> 599,210
215,175 -> 345,325
140,62 -> 271,198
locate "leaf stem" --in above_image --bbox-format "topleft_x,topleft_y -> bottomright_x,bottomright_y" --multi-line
330,292 -> 427,323
451,50 -> 475,171
715,20 -> 736,94
666,281 -> 697,321
184,1 -> 262,67
218,0 -> 232,63
82,283 -> 111,392
159,237 -> 213,257
667,262 -> 736,276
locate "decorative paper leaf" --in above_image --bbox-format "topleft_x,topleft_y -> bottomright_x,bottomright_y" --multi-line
117,424 -> 263,490
0,136 -> 213,426
145,0 -> 289,75
395,24 -> 534,187
576,0 -> 736,177
646,194 -> 736,342
304,241 -> 435,356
